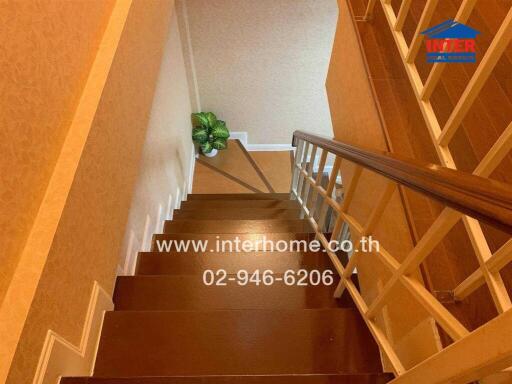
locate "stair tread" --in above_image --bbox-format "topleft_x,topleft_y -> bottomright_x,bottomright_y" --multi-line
163,219 -> 313,234
181,200 -> 300,209
136,251 -> 338,275
151,233 -> 317,252
114,275 -> 353,310
94,309 -> 382,377
173,208 -> 302,220
187,193 -> 290,200
63,374 -> 394,383
153,233 -> 316,242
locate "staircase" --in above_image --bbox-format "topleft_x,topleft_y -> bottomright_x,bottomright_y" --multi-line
63,193 -> 392,384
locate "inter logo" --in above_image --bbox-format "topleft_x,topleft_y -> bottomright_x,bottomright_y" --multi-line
421,20 -> 480,63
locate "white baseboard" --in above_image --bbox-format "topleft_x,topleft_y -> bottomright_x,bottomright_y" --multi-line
32,282 -> 113,384
118,229 -> 139,276
155,204 -> 164,234
246,143 -> 294,151
120,183 -> 187,277
229,132 -> 248,147
182,180 -> 188,201
141,214 -> 152,252
166,193 -> 174,220
229,131 -> 292,152
175,186 -> 182,209
123,184 -> 184,276
187,142 -> 196,193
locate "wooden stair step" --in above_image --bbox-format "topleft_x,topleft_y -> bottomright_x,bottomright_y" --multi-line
94,309 -> 382,377
173,208 -> 302,220
187,193 -> 290,201
62,374 -> 394,383
152,233 -> 317,252
136,251 -> 336,275
181,200 -> 300,209
114,275 -> 353,310
163,219 -> 313,234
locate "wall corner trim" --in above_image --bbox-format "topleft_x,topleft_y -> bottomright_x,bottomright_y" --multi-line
32,282 -> 113,384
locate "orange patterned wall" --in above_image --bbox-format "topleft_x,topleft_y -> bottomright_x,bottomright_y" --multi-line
326,0 -> 441,369
0,0 -> 115,306
1,1 -> 174,382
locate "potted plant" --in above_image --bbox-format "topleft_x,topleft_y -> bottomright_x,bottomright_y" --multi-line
191,112 -> 230,157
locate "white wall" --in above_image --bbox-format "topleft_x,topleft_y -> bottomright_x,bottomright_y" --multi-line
179,0 -> 338,144
119,8 -> 194,275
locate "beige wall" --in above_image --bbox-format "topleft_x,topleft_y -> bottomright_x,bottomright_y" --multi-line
2,1 -> 175,382
180,0 -> 337,144
119,9 -> 194,273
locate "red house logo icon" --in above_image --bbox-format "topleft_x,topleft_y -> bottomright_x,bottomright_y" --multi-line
421,20 -> 480,63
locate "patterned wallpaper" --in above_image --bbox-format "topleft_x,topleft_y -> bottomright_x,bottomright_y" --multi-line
3,0 -> 174,382
0,0 -> 115,306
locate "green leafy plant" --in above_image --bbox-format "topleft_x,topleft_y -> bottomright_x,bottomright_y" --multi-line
191,112 -> 230,154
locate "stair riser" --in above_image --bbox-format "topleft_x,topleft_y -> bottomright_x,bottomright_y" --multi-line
181,200 -> 300,210
173,209 -> 301,220
137,252 -> 335,275
94,309 -> 381,377
163,220 -> 313,234
63,374 -> 394,383
187,193 -> 290,200
151,233 -> 317,252
114,276 -> 353,311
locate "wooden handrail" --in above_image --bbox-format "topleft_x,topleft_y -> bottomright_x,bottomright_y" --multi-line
292,130 -> 512,234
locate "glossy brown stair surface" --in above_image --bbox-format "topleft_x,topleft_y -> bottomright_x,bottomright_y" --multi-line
151,233 -> 317,251
62,375 -> 394,384
173,208 -> 302,219
64,194 -> 391,383
186,193 -> 290,200
94,309 -> 381,376
180,199 -> 300,209
163,219 -> 313,234
136,251 -> 335,274
113,276 -> 355,310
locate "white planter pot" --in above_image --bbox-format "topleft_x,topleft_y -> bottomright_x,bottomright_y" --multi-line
203,148 -> 218,157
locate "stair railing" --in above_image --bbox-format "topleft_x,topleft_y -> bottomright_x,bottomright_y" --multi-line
290,130 -> 512,384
